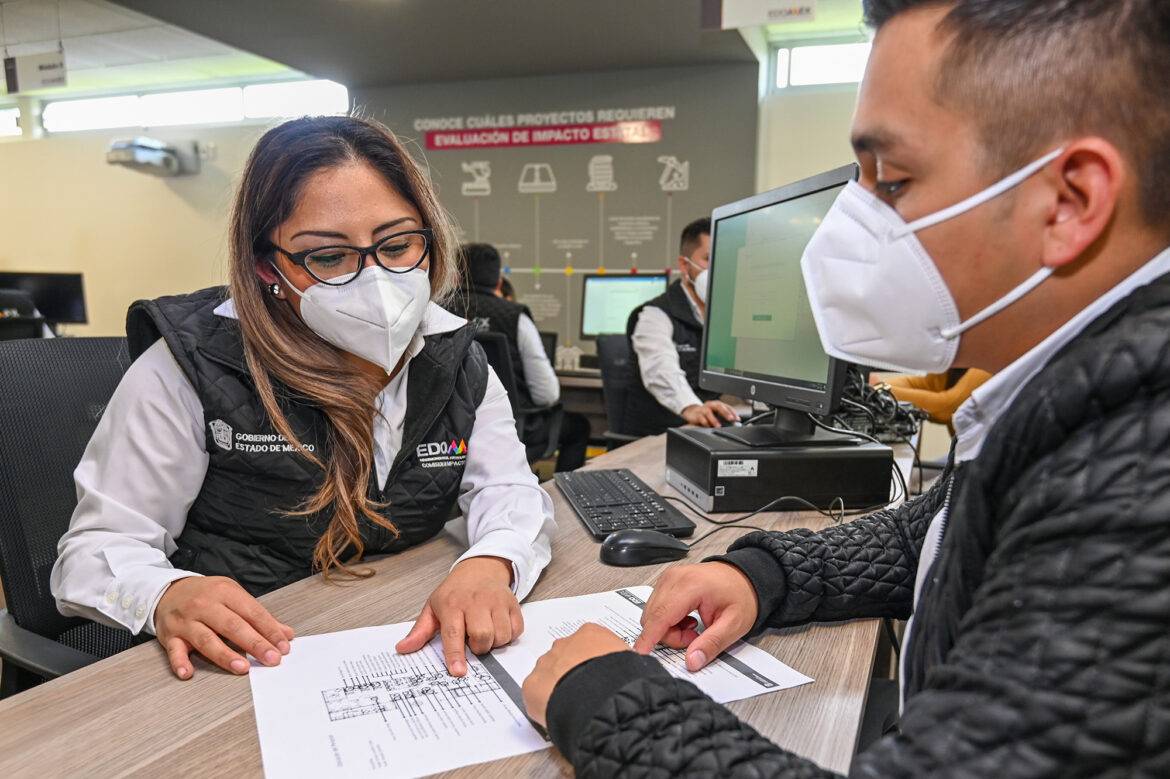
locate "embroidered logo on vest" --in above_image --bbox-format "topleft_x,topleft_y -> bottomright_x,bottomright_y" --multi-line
415,438 -> 469,469
209,419 -> 233,451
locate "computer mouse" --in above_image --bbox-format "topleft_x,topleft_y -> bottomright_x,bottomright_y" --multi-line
718,417 -> 743,428
600,529 -> 691,567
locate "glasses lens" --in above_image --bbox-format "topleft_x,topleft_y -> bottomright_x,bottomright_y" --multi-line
305,247 -> 362,284
376,232 -> 428,272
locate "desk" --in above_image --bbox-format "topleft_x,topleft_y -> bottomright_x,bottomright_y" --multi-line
0,435 -> 909,777
557,369 -> 607,440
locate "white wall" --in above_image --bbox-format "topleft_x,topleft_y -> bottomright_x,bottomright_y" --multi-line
0,124 -> 268,336
756,84 -> 858,192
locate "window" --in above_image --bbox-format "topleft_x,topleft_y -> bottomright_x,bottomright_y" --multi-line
243,80 -> 349,119
774,41 -> 872,89
0,107 -> 20,137
139,87 -> 244,127
774,48 -> 791,90
42,95 -> 142,133
41,80 -> 349,133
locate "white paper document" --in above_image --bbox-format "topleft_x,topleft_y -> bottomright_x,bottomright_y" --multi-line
249,587 -> 813,778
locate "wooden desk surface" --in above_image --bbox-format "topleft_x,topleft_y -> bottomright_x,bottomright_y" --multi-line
0,435 -> 907,778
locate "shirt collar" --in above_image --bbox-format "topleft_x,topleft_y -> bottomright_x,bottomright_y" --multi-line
953,245 -> 1170,462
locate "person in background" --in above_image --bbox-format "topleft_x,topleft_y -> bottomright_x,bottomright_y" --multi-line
879,367 -> 992,433
447,243 -> 590,471
498,276 -> 516,302
624,217 -> 737,435
51,116 -> 556,681
521,0 -> 1170,774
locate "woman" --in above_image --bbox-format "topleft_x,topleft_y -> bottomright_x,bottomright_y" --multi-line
50,115 -> 555,681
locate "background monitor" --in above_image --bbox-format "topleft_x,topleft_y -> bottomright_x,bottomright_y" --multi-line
0,272 -> 87,324
700,164 -> 858,446
579,273 -> 667,340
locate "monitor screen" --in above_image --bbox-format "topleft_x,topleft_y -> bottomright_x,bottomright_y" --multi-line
0,272 -> 87,324
701,165 -> 856,416
580,274 -> 667,339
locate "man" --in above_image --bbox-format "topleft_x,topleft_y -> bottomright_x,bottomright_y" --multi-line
623,217 -> 738,435
448,243 -> 590,471
521,0 -> 1170,775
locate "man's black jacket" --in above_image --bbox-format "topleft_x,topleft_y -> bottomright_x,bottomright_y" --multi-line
545,272 -> 1170,776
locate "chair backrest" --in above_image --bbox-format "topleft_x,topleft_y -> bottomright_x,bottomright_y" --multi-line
538,331 -> 557,363
0,318 -> 45,342
596,334 -> 635,435
474,331 -> 522,416
0,289 -> 36,317
0,337 -> 136,658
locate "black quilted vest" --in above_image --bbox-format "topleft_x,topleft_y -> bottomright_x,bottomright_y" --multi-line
623,281 -> 720,436
444,287 -> 535,407
125,286 -> 488,597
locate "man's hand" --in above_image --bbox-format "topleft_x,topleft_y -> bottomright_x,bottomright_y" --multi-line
635,562 -> 759,671
522,623 -> 631,727
681,400 -> 739,428
396,556 -> 521,676
155,576 -> 295,680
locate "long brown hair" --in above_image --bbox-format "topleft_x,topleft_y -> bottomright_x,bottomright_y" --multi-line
227,115 -> 460,578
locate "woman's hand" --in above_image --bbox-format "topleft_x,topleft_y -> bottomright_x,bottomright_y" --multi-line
396,556 -> 522,676
155,576 -> 295,680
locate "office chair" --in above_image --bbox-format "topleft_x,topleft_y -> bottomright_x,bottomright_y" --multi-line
474,331 -> 565,463
595,335 -> 640,449
0,337 -> 137,697
0,289 -> 45,342
538,331 -> 557,364
0,317 -> 46,342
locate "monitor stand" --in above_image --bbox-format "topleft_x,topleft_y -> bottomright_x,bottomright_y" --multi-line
713,407 -> 858,448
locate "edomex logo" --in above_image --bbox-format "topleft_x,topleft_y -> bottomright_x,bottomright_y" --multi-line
415,438 -> 469,469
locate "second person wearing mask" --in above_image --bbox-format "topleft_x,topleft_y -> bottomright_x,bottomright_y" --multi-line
623,218 -> 738,435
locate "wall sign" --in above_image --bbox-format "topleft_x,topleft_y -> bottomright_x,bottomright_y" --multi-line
3,49 -> 67,94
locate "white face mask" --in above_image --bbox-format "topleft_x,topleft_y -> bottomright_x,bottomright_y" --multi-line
681,256 -> 710,306
271,264 -> 431,373
800,148 -> 1064,373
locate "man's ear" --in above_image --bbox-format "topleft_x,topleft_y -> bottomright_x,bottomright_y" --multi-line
1041,138 -> 1125,269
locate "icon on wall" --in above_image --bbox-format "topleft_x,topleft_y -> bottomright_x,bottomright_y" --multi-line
461,161 -> 492,196
657,155 -> 690,192
518,162 -> 557,194
586,155 -> 618,192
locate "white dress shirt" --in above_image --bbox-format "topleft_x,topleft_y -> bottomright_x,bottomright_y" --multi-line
515,313 -> 559,407
51,300 -> 556,636
900,246 -> 1170,706
630,282 -> 705,415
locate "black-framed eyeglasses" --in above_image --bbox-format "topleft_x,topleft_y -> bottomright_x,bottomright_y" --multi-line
270,228 -> 433,286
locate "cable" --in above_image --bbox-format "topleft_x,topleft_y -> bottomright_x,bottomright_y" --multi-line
686,524 -> 770,548
808,414 -> 910,507
664,494 -> 846,526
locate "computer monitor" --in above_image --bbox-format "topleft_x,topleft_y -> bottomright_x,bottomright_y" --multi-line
700,164 -> 859,447
579,273 -> 667,340
0,272 -> 87,324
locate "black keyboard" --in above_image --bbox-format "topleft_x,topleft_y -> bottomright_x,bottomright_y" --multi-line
554,468 -> 696,540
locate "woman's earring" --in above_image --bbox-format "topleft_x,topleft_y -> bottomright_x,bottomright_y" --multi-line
269,282 -> 282,298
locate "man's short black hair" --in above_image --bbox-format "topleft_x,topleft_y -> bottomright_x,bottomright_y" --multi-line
680,217 -> 711,257
862,0 -> 1170,230
460,242 -> 502,290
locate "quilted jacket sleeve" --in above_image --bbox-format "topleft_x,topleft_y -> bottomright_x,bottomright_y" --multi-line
711,471 -> 947,634
550,411 -> 1170,776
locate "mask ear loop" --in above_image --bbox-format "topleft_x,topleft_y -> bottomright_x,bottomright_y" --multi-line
940,266 -> 1055,339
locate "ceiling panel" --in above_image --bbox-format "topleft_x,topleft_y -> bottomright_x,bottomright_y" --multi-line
109,0 -> 757,87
